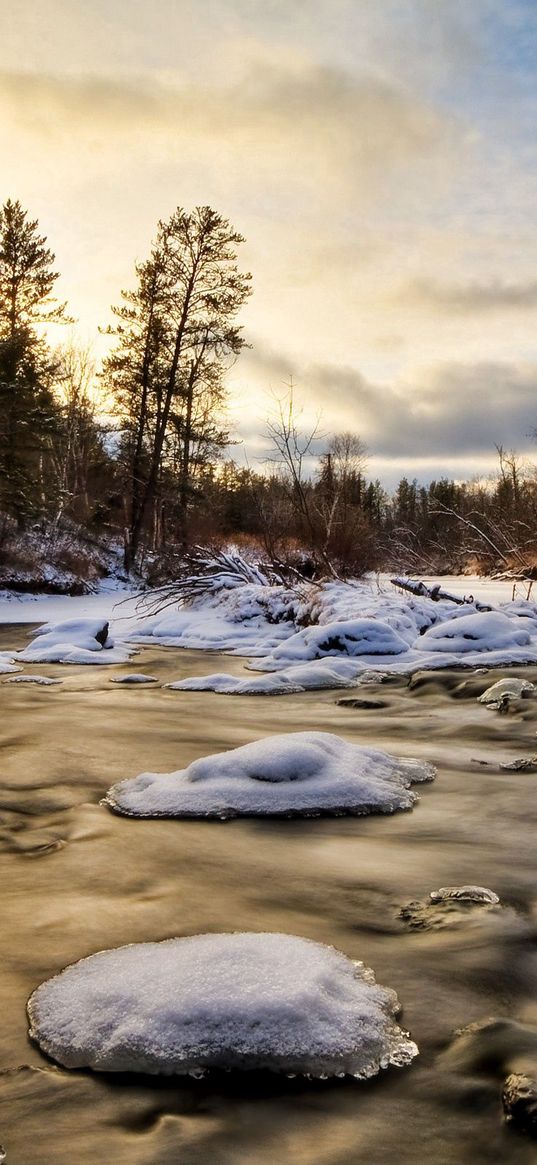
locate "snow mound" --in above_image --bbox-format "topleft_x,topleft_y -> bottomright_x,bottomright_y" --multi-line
263,619 -> 410,665
15,617 -> 134,666
478,678 -> 534,704
110,674 -> 158,684
27,932 -> 418,1078
418,612 -> 531,655
104,731 -> 435,819
2,674 -> 62,685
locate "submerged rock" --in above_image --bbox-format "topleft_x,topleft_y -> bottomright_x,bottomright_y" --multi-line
104,731 -> 435,819
502,1073 -> 537,1136
430,886 -> 500,905
27,932 -> 418,1079
500,756 -> 537,772
399,885 -> 501,930
336,697 -> 388,709
478,677 -> 534,708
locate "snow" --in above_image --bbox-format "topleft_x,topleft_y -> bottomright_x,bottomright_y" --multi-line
2,674 -> 62,685
27,932 -> 418,1079
104,731 -> 435,819
12,617 -> 135,666
110,673 -> 158,684
258,619 -> 410,665
0,657 -> 20,675
5,573 -> 537,684
417,611 -> 531,654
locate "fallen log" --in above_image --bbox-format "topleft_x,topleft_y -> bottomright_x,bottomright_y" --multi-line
390,577 -> 492,611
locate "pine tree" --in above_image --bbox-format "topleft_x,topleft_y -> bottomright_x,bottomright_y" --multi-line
0,199 -> 71,524
104,206 -> 251,568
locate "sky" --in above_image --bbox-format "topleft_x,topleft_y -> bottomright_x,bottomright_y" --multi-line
2,0 -> 537,487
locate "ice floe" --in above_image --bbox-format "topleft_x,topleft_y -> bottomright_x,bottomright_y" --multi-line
110,673 -> 158,684
27,932 -> 418,1078
104,731 -> 435,818
2,674 -> 62,685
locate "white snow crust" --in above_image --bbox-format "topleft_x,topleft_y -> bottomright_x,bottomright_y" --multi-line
7,575 -> 537,684
121,578 -> 537,694
110,674 -> 158,684
27,932 -> 418,1078
2,674 -> 62,685
104,731 -> 435,819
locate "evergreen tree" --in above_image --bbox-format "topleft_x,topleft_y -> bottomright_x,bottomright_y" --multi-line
0,199 -> 70,524
104,205 -> 251,569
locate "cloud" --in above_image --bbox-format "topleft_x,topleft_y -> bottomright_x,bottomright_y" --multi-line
404,277 -> 537,313
0,62 -> 459,191
242,343 -> 537,460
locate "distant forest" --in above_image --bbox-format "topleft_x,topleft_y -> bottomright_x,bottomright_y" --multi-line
1,198 -> 536,590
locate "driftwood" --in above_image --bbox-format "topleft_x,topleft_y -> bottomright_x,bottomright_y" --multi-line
390,577 -> 492,611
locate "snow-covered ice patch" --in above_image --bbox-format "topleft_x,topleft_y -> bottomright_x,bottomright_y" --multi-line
166,672 -> 304,696
104,731 -> 435,819
110,674 -> 158,684
0,656 -> 21,675
14,617 -> 135,666
2,674 -> 62,685
27,932 -> 418,1078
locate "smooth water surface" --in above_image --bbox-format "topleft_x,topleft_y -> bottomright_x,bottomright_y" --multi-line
1,624 -> 537,1164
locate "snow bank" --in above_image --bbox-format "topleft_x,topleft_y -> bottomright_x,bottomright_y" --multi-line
14,617 -> 135,666
28,932 -> 418,1078
104,731 -> 435,819
259,619 -> 410,666
417,612 -> 531,655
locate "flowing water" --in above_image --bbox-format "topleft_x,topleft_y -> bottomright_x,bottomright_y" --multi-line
1,624 -> 537,1164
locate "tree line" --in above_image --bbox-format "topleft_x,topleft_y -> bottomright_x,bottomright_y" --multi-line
1,196 -> 536,582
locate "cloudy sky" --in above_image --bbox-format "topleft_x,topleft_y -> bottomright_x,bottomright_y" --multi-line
2,0 -> 537,485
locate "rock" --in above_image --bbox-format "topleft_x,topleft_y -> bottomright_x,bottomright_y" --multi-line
478,678 -> 534,706
502,1073 -> 537,1135
430,885 -> 500,905
336,697 -> 388,709
109,674 -> 159,684
94,622 -> 109,647
500,756 -> 537,772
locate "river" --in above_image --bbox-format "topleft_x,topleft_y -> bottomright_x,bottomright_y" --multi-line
1,624 -> 536,1164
